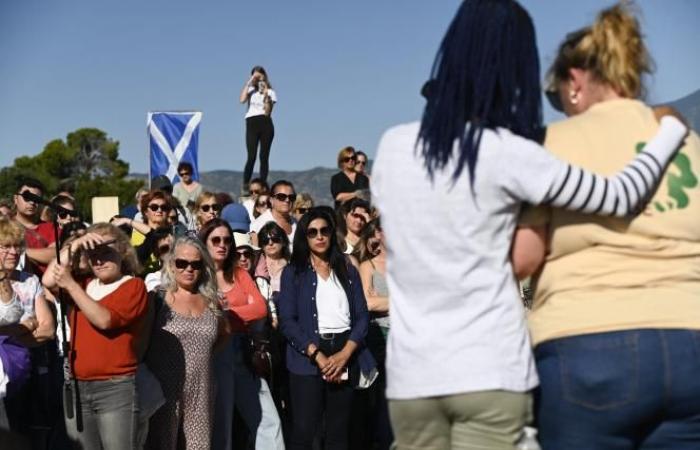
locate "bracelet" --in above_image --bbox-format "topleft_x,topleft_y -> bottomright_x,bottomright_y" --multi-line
309,348 -> 320,363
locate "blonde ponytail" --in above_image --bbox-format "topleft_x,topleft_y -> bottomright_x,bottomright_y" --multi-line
547,2 -> 652,99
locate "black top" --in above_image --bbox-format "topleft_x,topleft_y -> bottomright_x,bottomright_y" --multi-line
330,171 -> 370,209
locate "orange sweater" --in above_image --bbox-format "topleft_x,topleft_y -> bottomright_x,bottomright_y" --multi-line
71,277 -> 148,380
224,268 -> 267,333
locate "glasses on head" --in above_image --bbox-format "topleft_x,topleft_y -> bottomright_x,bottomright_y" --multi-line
209,236 -> 232,247
179,172 -> 191,177
157,245 -> 171,254
343,155 -> 357,163
263,235 -> 283,245
295,207 -> 309,215
236,250 -> 254,260
306,226 -> 332,239
174,258 -> 203,271
148,203 -> 172,213
200,203 -> 221,213
272,193 -> 296,203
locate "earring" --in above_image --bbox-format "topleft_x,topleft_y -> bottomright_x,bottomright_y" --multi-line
569,91 -> 579,105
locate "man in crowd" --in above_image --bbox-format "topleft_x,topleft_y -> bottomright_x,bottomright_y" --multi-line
12,177 -> 56,275
250,180 -> 297,247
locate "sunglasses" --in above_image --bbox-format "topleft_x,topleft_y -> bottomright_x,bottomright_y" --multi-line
237,250 -> 254,259
306,226 -> 332,239
250,189 -> 263,195
256,200 -> 269,208
148,203 -> 172,212
272,193 -> 296,203
179,172 -> 191,177
174,258 -> 204,270
356,160 -> 366,166
200,204 -> 221,213
295,208 -> 309,215
343,155 -> 357,163
210,236 -> 232,246
157,245 -> 171,254
57,211 -> 74,220
263,235 -> 283,245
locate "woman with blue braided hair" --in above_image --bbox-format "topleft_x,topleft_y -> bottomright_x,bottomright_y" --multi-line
371,0 -> 687,448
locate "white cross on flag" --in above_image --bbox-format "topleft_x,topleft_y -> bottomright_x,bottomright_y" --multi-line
147,111 -> 202,182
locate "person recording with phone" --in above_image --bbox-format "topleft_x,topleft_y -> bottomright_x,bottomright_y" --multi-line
240,65 -> 277,193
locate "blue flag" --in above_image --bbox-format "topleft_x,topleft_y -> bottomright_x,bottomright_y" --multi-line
147,111 -> 202,182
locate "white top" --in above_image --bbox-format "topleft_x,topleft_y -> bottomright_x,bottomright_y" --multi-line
245,86 -> 277,119
372,118 -> 686,400
242,198 -> 256,222
2,271 -> 41,326
250,210 -> 297,250
316,272 -> 351,334
86,275 -> 134,301
145,271 -> 162,292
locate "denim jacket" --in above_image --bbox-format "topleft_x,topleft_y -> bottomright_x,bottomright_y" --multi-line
277,262 -> 376,377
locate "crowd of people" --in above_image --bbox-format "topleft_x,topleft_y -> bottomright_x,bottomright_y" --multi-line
1,1 -> 699,450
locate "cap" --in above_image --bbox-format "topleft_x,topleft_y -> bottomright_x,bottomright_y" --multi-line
221,203 -> 251,233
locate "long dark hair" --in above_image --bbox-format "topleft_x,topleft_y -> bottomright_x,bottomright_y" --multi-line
198,218 -> 237,283
418,0 -> 544,186
291,207 -> 351,293
259,221 -> 291,261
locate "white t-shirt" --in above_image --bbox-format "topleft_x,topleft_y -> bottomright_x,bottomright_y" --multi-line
316,273 -> 351,334
372,118 -> 686,400
242,198 -> 256,222
245,86 -> 277,119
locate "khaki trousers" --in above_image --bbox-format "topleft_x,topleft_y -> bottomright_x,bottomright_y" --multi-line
389,390 -> 532,450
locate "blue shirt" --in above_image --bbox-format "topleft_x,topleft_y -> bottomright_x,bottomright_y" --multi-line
277,262 -> 375,377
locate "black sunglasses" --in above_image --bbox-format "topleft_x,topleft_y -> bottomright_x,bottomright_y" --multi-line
179,172 -> 191,177
306,226 -> 332,239
148,203 -> 172,212
157,245 -> 171,254
356,160 -> 366,165
295,207 -> 309,215
210,236 -> 232,246
272,193 -> 296,203
58,211 -> 73,220
236,250 -> 254,259
262,235 -> 283,245
200,204 -> 221,213
343,155 -> 357,163
174,258 -> 204,270
256,200 -> 269,207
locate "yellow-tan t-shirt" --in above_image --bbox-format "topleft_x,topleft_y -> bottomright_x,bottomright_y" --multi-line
522,99 -> 700,346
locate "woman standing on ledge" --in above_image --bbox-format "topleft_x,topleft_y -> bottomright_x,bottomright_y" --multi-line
240,66 -> 277,194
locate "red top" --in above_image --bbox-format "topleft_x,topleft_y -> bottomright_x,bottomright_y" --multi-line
224,267 -> 267,333
23,221 -> 56,275
71,277 -> 148,380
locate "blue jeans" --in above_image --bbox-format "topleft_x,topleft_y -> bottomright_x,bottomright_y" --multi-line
64,375 -> 138,450
535,329 -> 700,449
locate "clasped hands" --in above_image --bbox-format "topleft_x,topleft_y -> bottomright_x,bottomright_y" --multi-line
315,349 -> 351,384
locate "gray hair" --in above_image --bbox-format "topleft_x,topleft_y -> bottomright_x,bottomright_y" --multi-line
160,235 -> 222,317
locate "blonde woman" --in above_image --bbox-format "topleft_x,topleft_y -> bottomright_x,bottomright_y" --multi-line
145,235 -> 226,449
330,146 -> 370,209
44,223 -> 147,450
513,5 -> 700,448
194,191 -> 222,231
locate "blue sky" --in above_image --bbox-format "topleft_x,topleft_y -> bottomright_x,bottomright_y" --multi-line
1,0 -> 698,174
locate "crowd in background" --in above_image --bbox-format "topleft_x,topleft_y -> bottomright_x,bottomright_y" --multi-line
1,1 -> 700,450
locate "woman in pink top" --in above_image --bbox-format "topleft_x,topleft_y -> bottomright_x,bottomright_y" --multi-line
199,219 -> 284,450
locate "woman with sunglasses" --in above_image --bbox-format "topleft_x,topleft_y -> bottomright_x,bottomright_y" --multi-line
292,193 -> 314,223
253,193 -> 270,220
43,223 -> 147,450
330,146 -> 370,210
145,235 -> 225,449
172,162 -> 203,211
250,180 -> 298,249
371,1 -> 687,448
194,192 -> 222,231
512,5 -> 700,448
277,207 -> 376,450
199,219 -> 284,450
354,151 -> 370,180
256,222 -> 291,326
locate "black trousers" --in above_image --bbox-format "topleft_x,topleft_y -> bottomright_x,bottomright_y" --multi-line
244,115 -> 275,184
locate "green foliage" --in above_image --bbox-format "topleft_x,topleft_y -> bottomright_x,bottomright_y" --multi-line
0,128 -> 144,222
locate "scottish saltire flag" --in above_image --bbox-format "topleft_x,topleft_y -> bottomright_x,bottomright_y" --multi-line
148,111 -> 202,182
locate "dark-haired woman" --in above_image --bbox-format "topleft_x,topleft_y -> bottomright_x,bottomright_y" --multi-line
200,219 -> 284,450
512,4 -> 700,449
240,66 -> 277,191
277,207 -> 376,450
370,1 -> 687,448
256,222 -> 291,326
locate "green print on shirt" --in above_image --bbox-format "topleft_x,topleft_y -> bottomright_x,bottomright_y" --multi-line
636,142 -> 698,212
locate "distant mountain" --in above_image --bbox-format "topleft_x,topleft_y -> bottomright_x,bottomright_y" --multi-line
668,88 -> 700,132
130,166 -> 354,206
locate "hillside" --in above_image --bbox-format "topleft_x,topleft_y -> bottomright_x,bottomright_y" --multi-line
669,88 -> 700,132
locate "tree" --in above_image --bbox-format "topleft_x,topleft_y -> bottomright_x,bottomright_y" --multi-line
0,128 -> 143,222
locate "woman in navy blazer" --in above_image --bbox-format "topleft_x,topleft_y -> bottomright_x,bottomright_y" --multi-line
277,207 -> 376,450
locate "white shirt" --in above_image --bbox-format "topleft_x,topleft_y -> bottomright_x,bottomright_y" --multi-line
316,273 -> 351,334
242,198 -> 256,222
86,275 -> 134,301
250,210 -> 297,248
372,122 -> 552,400
245,86 -> 277,119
